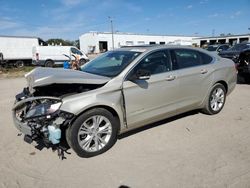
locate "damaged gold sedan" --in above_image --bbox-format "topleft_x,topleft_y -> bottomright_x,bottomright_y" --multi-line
12,45 -> 237,158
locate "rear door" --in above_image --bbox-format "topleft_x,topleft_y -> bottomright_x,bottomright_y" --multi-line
123,50 -> 179,128
169,48 -> 214,112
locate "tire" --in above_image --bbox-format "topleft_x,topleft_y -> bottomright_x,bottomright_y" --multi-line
79,59 -> 86,66
202,83 -> 226,115
15,60 -> 24,68
237,73 -> 246,84
66,108 -> 119,158
45,60 -> 54,67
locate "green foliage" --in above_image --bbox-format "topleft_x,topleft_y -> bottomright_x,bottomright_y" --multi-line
46,39 -> 79,48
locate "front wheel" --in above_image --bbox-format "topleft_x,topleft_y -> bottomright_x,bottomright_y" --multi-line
202,83 -> 226,115
45,60 -> 54,67
66,108 -> 119,158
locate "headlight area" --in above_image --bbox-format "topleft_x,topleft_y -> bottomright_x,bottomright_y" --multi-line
12,97 -> 75,147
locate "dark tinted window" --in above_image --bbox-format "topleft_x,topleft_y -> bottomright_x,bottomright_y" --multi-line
199,52 -> 213,65
170,49 -> 202,70
134,50 -> 171,75
170,49 -> 212,70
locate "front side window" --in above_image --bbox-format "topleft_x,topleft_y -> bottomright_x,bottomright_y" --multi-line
81,51 -> 141,77
170,49 -> 212,70
132,50 -> 171,76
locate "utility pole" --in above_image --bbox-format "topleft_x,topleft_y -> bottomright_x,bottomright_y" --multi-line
108,16 -> 114,50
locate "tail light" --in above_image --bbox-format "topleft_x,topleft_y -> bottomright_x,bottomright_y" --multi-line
36,53 -> 39,61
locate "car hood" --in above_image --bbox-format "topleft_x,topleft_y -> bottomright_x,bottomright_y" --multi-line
25,67 -> 111,88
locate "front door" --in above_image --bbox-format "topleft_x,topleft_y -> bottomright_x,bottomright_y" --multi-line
123,50 -> 179,128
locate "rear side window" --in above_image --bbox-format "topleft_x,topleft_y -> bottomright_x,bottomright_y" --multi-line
199,52 -> 213,65
170,49 -> 212,70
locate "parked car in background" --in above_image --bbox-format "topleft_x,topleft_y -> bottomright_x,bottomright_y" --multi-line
12,45 -> 236,158
237,48 -> 250,83
32,46 -> 89,67
206,44 -> 230,54
218,42 -> 250,62
218,42 -> 250,83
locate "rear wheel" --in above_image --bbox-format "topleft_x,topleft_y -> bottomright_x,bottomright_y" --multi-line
66,108 -> 119,158
15,60 -> 24,68
202,83 -> 226,115
45,60 -> 54,67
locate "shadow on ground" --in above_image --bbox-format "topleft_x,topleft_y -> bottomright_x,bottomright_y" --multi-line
118,110 -> 199,139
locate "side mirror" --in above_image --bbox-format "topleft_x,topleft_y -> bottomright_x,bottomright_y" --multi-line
217,49 -> 223,52
129,69 -> 151,80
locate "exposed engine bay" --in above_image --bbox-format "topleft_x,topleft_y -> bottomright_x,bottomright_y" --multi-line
33,83 -> 104,97
13,81 -> 105,158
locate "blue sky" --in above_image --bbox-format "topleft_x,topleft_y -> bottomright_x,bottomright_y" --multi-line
0,0 -> 249,40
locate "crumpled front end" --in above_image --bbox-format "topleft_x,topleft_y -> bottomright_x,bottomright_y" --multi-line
12,89 -> 75,146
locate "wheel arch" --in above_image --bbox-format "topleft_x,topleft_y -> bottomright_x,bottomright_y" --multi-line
200,80 -> 228,109
70,105 -> 121,133
45,59 -> 54,63
215,80 -> 228,94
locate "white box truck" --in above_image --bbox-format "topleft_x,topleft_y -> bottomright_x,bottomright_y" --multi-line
0,36 -> 47,67
32,46 -> 89,67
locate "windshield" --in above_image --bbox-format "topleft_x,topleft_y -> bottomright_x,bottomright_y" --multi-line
207,46 -> 218,51
228,44 -> 250,51
81,51 -> 142,77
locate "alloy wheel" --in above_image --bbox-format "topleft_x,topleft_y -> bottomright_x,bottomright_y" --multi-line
77,115 -> 112,152
210,88 -> 225,112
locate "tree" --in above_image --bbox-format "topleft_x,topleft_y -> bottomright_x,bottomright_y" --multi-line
73,40 -> 80,49
46,38 -> 75,46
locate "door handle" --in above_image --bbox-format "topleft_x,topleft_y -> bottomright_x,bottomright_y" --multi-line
165,75 -> 176,81
200,69 -> 208,74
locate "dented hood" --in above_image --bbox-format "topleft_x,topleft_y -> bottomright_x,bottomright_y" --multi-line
25,67 -> 111,88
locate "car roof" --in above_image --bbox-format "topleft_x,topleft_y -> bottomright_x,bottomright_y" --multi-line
114,45 -> 212,55
116,45 -> 199,52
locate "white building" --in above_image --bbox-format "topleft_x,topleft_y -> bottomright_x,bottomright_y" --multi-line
193,34 -> 250,47
79,32 -> 197,54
